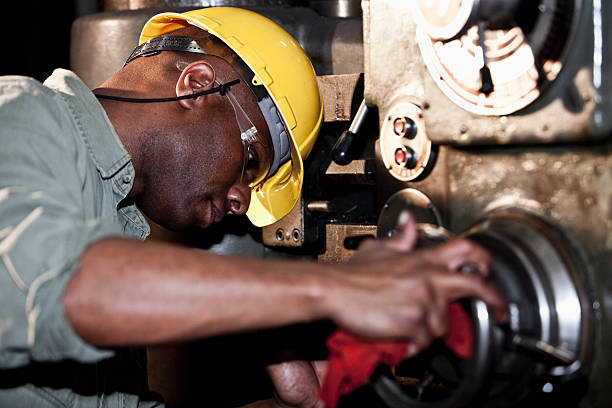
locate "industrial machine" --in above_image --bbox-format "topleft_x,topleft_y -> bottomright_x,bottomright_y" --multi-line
71,0 -> 611,406
264,1 -> 611,406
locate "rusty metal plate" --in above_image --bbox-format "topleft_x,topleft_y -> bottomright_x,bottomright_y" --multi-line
318,224 -> 377,263
325,158 -> 375,185
262,197 -> 304,247
317,73 -> 363,122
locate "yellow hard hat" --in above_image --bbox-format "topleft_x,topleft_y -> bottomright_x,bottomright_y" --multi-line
139,7 -> 323,227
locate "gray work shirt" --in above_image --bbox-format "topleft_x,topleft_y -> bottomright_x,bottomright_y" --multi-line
0,69 -> 162,407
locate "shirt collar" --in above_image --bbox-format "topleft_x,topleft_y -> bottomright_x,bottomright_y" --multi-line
43,69 -> 132,179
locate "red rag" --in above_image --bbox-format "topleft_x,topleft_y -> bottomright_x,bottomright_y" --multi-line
318,302 -> 472,408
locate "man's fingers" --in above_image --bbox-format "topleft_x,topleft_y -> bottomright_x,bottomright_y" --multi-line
407,306 -> 433,351
385,211 -> 418,252
432,273 -> 508,323
427,291 -> 448,339
425,239 -> 491,277
405,342 -> 419,358
311,360 -> 328,385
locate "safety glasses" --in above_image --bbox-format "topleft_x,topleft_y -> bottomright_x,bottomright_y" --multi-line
221,81 -> 272,189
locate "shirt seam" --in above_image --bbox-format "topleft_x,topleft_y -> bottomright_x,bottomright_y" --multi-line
57,92 -> 130,179
118,207 -> 149,238
25,384 -> 68,408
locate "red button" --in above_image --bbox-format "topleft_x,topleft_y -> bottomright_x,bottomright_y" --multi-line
393,118 -> 406,135
395,148 -> 406,165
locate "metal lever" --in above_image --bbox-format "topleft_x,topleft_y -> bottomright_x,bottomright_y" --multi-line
331,99 -> 369,165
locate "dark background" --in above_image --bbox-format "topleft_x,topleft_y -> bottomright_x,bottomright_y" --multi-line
1,2 -> 99,81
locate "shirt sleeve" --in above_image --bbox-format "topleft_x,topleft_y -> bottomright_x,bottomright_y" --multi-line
0,78 -> 124,368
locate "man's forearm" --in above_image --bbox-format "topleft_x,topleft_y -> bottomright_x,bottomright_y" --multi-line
62,227 -> 507,350
62,237 -> 331,346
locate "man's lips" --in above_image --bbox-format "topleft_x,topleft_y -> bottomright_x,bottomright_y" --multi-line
199,202 -> 225,229
211,203 -> 224,223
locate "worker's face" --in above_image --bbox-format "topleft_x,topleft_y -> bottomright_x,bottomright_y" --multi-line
138,82 -> 272,231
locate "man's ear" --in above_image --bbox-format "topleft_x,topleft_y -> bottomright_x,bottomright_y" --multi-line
175,60 -> 216,110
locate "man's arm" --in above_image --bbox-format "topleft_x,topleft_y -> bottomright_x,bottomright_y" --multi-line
63,215 -> 507,349
63,237 -> 330,345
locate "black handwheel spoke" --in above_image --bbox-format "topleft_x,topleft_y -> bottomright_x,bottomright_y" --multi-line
477,21 -> 494,95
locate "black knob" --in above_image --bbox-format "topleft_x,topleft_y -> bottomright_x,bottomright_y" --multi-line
393,117 -> 418,139
404,118 -> 418,139
480,65 -> 494,95
394,146 -> 418,169
331,130 -> 356,165
404,146 -> 418,169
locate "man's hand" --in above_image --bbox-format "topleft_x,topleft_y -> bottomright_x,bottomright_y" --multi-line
240,361 -> 328,408
325,212 -> 507,355
265,360 -> 328,408
258,213 -> 507,408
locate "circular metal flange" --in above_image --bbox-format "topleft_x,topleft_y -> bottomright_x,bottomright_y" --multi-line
414,0 -> 578,116
371,208 -> 591,407
377,188 -> 445,239
466,209 -> 592,378
380,103 -> 433,182
411,0 -> 478,40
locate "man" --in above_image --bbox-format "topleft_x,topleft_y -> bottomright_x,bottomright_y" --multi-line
0,7 -> 506,408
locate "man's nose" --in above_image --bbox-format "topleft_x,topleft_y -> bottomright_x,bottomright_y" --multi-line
226,184 -> 251,215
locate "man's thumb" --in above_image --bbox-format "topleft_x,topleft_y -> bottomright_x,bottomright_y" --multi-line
386,211 -> 418,252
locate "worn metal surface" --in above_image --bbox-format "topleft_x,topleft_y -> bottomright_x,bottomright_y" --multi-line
362,0 -> 612,406
318,224 -> 376,263
262,196 -> 304,247
440,143 -> 612,407
362,0 -> 612,145
316,74 -> 363,122
371,145 -> 611,407
309,0 -> 361,18
375,143 -> 450,227
466,210 -> 592,378
329,19 -> 364,74
71,10 -> 152,88
71,8 -> 363,89
363,0 -> 425,113
325,159 -> 375,185
373,113 -> 612,408
377,189 -> 443,238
